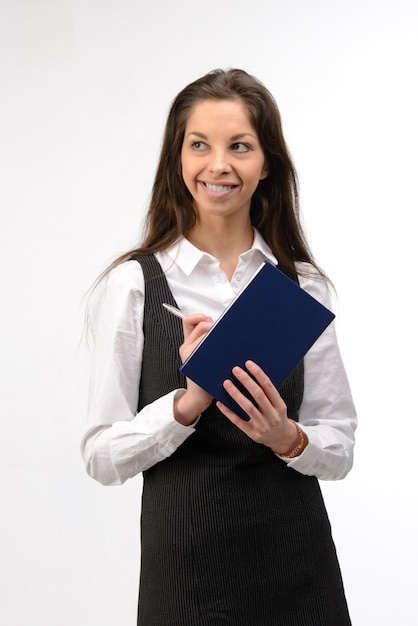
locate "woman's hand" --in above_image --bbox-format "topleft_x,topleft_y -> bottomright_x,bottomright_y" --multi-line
216,360 -> 300,455
174,313 -> 214,426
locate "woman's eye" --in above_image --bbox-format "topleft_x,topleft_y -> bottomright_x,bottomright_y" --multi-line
231,142 -> 249,152
192,141 -> 206,150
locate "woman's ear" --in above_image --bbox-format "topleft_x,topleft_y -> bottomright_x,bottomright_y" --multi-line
260,161 -> 270,180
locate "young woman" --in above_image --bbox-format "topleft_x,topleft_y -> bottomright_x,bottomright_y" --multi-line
82,69 -> 357,625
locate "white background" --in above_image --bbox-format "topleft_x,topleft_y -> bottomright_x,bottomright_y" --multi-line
1,1 -> 417,624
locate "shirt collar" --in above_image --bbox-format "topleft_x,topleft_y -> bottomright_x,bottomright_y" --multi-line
164,229 -> 277,276
246,229 -> 277,264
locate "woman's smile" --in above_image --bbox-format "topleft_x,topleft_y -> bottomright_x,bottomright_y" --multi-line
200,180 -> 239,197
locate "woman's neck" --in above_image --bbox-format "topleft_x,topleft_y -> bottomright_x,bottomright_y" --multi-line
186,221 -> 254,281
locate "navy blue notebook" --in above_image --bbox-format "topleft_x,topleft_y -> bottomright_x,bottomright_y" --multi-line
180,260 -> 335,420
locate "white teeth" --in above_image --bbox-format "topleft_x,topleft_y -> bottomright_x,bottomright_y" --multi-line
205,183 -> 234,192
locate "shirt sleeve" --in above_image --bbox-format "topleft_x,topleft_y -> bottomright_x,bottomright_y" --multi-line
281,268 -> 357,480
80,261 -> 196,486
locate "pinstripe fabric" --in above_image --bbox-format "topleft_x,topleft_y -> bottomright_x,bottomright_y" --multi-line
135,254 -> 350,626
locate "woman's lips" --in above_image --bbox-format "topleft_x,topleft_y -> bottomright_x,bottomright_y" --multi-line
204,182 -> 236,192
200,181 -> 239,197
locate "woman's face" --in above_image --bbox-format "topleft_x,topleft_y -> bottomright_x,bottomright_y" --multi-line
181,99 -> 268,224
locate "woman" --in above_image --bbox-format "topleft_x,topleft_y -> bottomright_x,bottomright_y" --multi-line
82,69 -> 357,625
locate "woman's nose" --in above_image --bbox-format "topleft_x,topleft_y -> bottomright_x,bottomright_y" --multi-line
208,150 -> 232,175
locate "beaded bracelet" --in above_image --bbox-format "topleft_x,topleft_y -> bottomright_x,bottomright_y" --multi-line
279,420 -> 308,459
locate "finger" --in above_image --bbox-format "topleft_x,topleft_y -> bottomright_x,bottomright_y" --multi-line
179,316 -> 213,362
221,377 -> 262,422
228,366 -> 274,415
183,313 -> 212,326
216,398 -> 255,430
225,364 -> 287,425
182,314 -> 213,340
243,360 -> 286,410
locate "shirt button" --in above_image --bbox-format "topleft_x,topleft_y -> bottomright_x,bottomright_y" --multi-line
235,273 -> 242,281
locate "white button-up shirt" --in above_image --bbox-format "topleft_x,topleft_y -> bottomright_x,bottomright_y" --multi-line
81,231 -> 357,485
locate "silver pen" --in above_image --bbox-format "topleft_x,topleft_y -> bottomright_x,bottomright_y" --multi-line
162,302 -> 185,319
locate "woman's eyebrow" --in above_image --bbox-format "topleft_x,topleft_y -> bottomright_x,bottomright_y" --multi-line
185,131 -> 257,140
185,131 -> 208,139
230,133 -> 257,140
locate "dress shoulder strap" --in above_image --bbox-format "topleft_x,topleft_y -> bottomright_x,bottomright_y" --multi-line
132,254 -> 185,411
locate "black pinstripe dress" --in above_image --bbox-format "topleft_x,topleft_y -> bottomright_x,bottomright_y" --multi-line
135,255 -> 351,626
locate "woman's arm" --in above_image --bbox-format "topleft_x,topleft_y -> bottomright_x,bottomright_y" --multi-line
216,267 -> 357,481
80,261 -> 197,486
286,269 -> 357,480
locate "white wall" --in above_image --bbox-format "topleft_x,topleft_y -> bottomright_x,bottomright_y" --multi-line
1,0 -> 417,624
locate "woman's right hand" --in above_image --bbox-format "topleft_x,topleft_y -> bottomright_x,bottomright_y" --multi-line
174,313 -> 214,426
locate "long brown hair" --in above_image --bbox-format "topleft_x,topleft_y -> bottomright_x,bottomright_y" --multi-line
102,68 -> 323,278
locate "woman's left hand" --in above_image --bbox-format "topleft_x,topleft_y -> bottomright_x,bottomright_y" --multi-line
216,360 -> 299,455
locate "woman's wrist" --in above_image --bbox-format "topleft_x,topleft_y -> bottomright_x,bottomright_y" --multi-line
173,389 -> 202,426
275,420 -> 308,459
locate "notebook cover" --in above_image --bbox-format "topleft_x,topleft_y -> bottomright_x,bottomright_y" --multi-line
180,261 -> 335,420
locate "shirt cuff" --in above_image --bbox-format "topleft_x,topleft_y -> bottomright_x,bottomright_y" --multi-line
135,389 -> 197,455
279,424 -> 354,480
